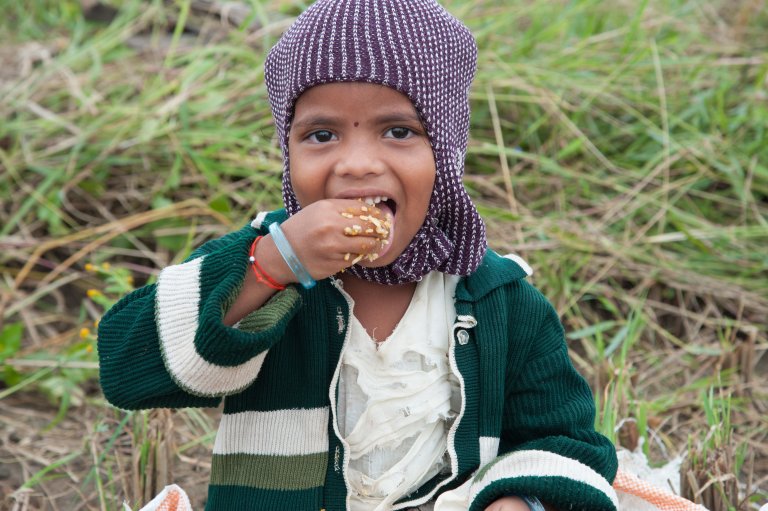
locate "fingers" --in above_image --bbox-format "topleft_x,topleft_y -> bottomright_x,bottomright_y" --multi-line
341,236 -> 387,265
279,199 -> 394,280
339,203 -> 393,240
338,203 -> 392,268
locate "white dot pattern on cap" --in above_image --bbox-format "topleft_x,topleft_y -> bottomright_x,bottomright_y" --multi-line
265,0 -> 487,284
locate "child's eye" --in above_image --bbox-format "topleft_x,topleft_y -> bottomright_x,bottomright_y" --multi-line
307,130 -> 336,143
384,127 -> 415,139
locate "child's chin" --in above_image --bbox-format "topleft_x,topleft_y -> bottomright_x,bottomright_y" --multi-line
357,257 -> 391,269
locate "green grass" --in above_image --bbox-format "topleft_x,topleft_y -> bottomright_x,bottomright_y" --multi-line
1,0 -> 766,509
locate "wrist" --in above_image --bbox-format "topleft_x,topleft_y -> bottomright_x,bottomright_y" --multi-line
254,235 -> 296,286
268,222 -> 316,289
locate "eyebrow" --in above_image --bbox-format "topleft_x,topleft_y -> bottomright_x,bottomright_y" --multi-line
373,112 -> 423,125
292,115 -> 341,128
292,111 -> 423,128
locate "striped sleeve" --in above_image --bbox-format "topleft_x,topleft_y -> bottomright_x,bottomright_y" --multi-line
467,292 -> 618,511
467,448 -> 618,511
156,249 -> 301,397
98,223 -> 302,408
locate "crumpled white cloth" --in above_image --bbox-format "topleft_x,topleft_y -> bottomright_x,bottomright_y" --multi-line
336,271 -> 460,511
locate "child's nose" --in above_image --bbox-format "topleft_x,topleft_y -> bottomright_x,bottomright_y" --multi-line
333,142 -> 386,178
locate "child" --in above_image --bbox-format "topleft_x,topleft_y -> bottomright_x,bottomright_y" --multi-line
98,0 -> 619,510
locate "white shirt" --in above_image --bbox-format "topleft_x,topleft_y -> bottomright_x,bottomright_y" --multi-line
336,271 -> 461,511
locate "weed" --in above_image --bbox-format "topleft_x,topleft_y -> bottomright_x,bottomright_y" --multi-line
1,0 -> 766,507
680,387 -> 741,510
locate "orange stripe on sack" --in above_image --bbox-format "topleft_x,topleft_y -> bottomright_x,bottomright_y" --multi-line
156,487 -> 186,511
613,468 -> 706,511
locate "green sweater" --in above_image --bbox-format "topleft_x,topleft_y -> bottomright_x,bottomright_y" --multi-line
98,210 -> 618,511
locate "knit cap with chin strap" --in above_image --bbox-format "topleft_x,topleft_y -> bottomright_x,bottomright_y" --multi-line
265,0 -> 487,285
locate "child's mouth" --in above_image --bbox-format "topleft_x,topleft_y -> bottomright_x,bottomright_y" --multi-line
361,196 -> 396,259
362,196 -> 396,217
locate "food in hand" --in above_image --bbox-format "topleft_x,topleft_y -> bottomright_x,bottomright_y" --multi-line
340,201 -> 393,265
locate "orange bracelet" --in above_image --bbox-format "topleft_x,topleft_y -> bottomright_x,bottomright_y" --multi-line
248,236 -> 286,291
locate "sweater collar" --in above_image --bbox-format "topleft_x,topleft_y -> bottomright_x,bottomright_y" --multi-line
455,250 -> 531,303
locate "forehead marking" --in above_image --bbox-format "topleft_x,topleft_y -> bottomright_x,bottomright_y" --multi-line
354,121 -> 359,127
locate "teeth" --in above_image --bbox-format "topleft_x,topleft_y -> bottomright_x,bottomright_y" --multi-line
362,196 -> 389,205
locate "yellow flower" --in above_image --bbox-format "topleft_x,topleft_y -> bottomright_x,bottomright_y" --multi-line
86,344 -> 94,353
80,328 -> 91,339
101,262 -> 111,271
84,263 -> 95,272
87,289 -> 102,298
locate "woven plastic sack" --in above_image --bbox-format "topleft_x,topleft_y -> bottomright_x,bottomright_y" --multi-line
614,468 -> 707,511
614,448 -> 707,511
122,485 -> 192,511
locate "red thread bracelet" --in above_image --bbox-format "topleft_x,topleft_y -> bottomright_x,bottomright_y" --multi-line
249,236 -> 286,291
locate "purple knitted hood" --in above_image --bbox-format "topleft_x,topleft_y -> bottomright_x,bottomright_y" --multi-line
265,0 -> 486,284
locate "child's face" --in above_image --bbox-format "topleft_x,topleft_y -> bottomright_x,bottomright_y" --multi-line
288,82 -> 436,267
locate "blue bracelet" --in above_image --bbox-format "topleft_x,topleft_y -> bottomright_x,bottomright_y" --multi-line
268,222 -> 316,289
520,496 -> 545,511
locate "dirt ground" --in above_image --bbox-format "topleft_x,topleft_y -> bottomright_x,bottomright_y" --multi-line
1,390 -> 217,510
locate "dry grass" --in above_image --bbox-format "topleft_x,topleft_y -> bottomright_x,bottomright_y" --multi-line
0,0 -> 766,509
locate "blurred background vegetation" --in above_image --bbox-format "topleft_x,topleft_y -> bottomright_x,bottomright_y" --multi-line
0,0 -> 766,509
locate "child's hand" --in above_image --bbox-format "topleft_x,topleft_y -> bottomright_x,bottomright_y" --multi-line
265,199 -> 392,282
484,496 -> 533,511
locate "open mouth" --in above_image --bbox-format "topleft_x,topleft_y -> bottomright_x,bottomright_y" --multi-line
361,195 -> 396,260
362,196 -> 397,217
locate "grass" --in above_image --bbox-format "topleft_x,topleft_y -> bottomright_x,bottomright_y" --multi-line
0,0 -> 766,509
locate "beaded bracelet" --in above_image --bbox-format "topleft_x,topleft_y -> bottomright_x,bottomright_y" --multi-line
248,237 -> 286,291
268,222 -> 316,289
